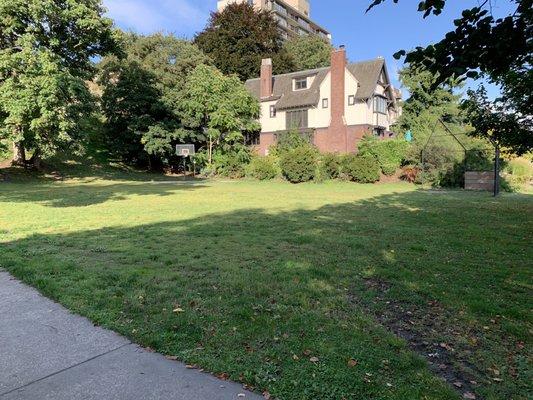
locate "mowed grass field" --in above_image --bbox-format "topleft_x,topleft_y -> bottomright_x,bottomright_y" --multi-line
1,171 -> 531,399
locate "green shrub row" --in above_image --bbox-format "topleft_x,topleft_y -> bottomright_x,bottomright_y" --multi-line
244,149 -> 383,184
358,136 -> 409,176
206,132 -> 409,184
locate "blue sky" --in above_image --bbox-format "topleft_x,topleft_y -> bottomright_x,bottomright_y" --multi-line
103,0 -> 515,97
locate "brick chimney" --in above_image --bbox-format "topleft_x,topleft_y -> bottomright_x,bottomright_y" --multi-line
330,46 -> 348,152
260,58 -> 273,99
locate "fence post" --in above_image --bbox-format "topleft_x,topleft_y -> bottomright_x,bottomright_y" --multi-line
494,143 -> 500,197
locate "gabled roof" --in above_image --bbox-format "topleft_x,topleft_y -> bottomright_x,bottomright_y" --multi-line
347,58 -> 386,99
245,58 -> 389,111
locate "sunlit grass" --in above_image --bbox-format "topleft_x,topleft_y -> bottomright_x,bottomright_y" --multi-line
1,175 -> 531,400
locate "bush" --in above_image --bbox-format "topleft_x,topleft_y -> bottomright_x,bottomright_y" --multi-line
199,148 -> 251,178
400,165 -> 420,183
246,156 -> 279,180
319,153 -> 342,179
502,157 -> 533,191
343,154 -> 380,183
280,145 -> 318,183
271,130 -> 313,157
358,136 -> 409,176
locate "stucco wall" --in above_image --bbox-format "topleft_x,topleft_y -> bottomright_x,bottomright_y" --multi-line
309,72 -> 331,129
260,100 -> 286,133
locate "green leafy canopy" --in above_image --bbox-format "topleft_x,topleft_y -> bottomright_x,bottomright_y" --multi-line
0,0 -> 118,165
368,0 -> 532,154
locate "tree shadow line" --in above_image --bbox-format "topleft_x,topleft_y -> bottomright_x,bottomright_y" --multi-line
2,190 -> 530,399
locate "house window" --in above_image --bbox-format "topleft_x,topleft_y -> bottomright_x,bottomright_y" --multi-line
348,95 -> 356,106
244,131 -> 260,146
322,98 -> 329,108
269,105 -> 276,118
294,77 -> 307,90
286,109 -> 308,129
374,96 -> 387,114
373,127 -> 385,138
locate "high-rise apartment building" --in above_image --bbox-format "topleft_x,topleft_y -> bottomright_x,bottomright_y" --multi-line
217,0 -> 331,41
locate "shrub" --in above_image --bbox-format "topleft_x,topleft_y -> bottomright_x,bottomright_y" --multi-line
505,157 -> 533,179
418,144 -> 464,187
199,148 -> 251,178
319,153 -> 342,179
246,156 -> 279,180
400,165 -> 420,183
271,130 -> 313,157
358,136 -> 409,176
280,145 -> 318,183
343,154 -> 380,183
502,157 -> 533,191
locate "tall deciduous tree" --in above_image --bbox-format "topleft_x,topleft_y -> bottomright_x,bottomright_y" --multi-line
462,87 -> 532,155
98,33 -> 211,167
395,65 -> 464,145
0,0 -> 117,167
178,65 -> 260,164
283,34 -> 333,70
195,3 -> 295,81
367,0 -> 532,154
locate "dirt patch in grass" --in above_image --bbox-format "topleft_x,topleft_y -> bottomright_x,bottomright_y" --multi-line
350,277 -> 524,400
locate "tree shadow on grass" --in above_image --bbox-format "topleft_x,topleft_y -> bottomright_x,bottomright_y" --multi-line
0,155 -> 202,184
2,190 -> 531,399
0,180 -> 207,208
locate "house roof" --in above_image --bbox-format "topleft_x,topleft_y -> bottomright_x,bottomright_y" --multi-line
245,58 -> 388,111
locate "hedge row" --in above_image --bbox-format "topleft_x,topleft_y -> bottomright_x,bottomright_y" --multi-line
243,133 -> 409,184
246,150 -> 383,183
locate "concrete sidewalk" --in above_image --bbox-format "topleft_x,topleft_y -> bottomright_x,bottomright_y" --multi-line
0,271 -> 262,400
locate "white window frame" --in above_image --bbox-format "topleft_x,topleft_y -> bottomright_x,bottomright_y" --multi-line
294,77 -> 308,91
348,95 -> 356,106
374,95 -> 387,114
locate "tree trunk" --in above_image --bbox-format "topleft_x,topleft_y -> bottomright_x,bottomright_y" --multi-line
29,148 -> 42,170
12,140 -> 26,166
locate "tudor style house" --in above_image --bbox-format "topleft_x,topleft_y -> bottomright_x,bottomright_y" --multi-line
245,46 -> 402,155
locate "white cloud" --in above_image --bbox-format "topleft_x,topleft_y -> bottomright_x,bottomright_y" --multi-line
103,0 -> 214,36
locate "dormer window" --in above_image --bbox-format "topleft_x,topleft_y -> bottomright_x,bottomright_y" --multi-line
294,77 -> 307,90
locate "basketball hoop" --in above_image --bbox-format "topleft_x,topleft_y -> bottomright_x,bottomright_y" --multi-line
176,144 -> 195,157
176,144 -> 196,176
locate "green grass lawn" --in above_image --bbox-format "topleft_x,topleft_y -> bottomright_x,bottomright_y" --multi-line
1,170 -> 531,399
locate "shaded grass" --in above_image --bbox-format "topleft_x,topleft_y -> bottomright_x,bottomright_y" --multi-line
0,175 -> 531,399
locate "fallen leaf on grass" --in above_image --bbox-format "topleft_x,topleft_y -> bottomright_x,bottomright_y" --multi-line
309,356 -> 319,363
463,393 -> 476,399
165,355 -> 178,361
173,307 -> 184,313
347,359 -> 358,367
